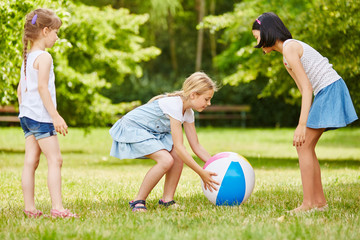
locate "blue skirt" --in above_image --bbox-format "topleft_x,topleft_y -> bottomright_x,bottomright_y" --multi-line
307,78 -> 358,130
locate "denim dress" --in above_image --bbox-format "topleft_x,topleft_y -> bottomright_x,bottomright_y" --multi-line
109,100 -> 173,159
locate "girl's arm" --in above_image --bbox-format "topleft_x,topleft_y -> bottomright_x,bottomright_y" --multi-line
17,83 -> 22,105
283,42 -> 313,147
36,52 -> 68,136
170,117 -> 219,191
183,121 -> 211,163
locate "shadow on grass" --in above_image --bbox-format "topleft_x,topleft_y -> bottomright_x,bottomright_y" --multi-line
4,183 -> 360,218
0,148 -> 85,154
249,157 -> 360,169
249,182 -> 360,212
93,156 -> 360,170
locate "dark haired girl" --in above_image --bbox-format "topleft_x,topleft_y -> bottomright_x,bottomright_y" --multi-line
252,12 -> 357,213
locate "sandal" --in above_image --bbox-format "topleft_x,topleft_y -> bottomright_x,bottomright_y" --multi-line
129,200 -> 147,212
50,209 -> 79,218
23,209 -> 43,218
158,199 -> 177,208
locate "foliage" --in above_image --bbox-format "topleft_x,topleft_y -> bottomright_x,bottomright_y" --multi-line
0,0 -> 36,105
2,0 -> 359,128
1,127 -> 360,239
301,0 -> 360,116
78,0 -> 243,103
55,3 -> 160,126
0,0 -> 71,105
202,0 -> 360,123
0,0 -> 160,126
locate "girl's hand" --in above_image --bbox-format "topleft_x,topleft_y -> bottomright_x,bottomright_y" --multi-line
201,170 -> 219,192
293,124 -> 306,147
53,114 -> 68,136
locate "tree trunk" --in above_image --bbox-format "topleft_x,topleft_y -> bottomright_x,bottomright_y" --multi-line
209,0 -> 217,71
195,0 -> 205,71
167,9 -> 178,75
113,0 -> 123,9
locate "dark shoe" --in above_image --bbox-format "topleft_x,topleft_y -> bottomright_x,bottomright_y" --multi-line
129,200 -> 147,212
158,199 -> 177,207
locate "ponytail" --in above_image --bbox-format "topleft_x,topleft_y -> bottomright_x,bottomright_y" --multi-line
148,91 -> 184,103
148,72 -> 217,103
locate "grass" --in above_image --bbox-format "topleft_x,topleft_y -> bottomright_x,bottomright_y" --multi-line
0,126 -> 360,239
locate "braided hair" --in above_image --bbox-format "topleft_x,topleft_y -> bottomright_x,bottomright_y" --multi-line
22,9 -> 62,79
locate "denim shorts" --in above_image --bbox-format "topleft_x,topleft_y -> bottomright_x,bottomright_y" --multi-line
20,117 -> 57,140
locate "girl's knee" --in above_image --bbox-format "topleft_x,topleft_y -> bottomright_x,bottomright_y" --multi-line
159,157 -> 174,171
48,156 -> 63,168
58,157 -> 63,167
296,143 -> 315,153
57,157 -> 63,167
24,158 -> 40,170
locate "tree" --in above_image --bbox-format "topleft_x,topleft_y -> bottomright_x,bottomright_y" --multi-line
0,0 -> 160,127
201,0 -> 360,121
195,0 -> 205,71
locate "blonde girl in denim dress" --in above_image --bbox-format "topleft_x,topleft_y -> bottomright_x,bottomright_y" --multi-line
17,9 -> 77,218
109,72 -> 220,212
252,12 -> 358,213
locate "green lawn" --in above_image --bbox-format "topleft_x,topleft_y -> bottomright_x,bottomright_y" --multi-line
1,127 -> 360,239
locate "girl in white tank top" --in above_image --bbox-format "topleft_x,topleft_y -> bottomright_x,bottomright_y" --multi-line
252,12 -> 357,213
18,8 -> 78,218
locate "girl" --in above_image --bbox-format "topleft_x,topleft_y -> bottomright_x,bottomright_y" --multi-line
17,8 -> 78,218
252,12 -> 358,213
109,72 -> 220,212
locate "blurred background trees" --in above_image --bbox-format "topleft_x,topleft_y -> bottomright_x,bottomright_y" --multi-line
1,0 -> 359,127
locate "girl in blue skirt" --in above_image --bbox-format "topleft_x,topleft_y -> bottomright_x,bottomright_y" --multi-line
109,72 -> 219,212
252,12 -> 358,213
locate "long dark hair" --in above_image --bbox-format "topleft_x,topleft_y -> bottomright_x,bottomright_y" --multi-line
252,12 -> 292,48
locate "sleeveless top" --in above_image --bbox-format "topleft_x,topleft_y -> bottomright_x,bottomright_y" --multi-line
283,39 -> 341,95
19,50 -> 56,123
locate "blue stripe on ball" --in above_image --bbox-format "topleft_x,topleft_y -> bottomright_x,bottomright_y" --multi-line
216,161 -> 246,206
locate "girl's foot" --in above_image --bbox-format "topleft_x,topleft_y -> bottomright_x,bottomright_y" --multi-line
129,200 -> 147,212
315,204 -> 329,212
23,209 -> 43,218
51,209 -> 79,218
158,199 -> 179,209
286,205 -> 316,215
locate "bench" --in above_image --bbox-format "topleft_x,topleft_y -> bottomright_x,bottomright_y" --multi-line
0,105 -> 20,124
195,105 -> 251,127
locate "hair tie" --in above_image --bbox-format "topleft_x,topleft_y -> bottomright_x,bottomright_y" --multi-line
256,19 -> 261,25
31,14 -> 38,25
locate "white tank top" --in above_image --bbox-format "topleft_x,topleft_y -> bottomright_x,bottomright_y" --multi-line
19,50 -> 56,123
283,39 -> 341,95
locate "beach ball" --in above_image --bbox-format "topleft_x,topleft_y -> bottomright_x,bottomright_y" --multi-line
201,152 -> 255,206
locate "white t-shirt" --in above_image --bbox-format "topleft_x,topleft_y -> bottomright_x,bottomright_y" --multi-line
158,96 -> 194,123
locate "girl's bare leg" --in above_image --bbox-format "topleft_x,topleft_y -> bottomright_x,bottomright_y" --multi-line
293,127 -> 327,212
38,135 -> 65,211
134,150 -> 174,204
22,135 -> 41,212
162,149 -> 183,202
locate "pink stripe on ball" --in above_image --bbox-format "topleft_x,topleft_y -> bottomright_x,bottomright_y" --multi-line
203,152 -> 230,169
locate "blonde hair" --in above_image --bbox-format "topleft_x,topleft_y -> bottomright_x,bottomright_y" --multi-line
149,72 -> 217,102
22,8 -> 62,77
